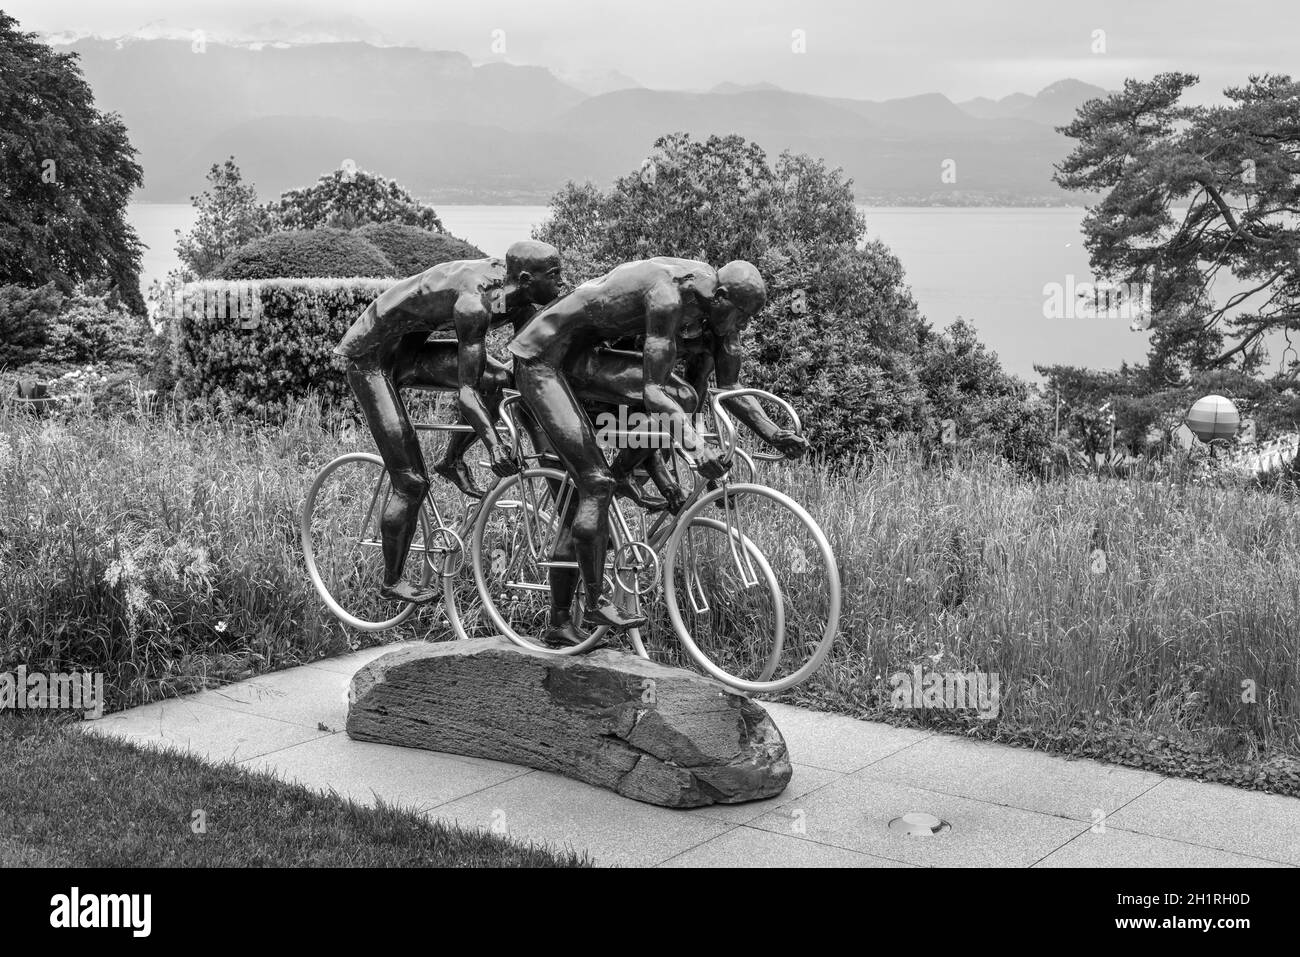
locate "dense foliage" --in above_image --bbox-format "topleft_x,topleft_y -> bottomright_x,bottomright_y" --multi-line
921,320 -> 1055,472
266,167 -> 444,232
172,279 -> 394,415
0,13 -> 144,312
1055,73 -> 1300,380
41,291 -> 154,368
0,282 -> 63,369
175,161 -> 458,280
354,222 -> 485,276
1038,361 -> 1300,458
175,158 -> 271,279
211,229 -> 396,281
536,133 -> 1045,467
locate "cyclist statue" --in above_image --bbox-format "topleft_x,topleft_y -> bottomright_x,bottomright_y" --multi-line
588,256 -> 813,510
508,257 -> 772,646
335,240 -> 564,605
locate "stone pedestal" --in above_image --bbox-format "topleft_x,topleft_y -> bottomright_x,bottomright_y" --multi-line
346,637 -> 791,808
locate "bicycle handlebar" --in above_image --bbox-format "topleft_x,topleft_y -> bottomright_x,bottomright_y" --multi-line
494,386 -> 802,473
707,387 -> 804,462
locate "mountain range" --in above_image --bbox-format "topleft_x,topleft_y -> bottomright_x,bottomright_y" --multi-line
53,35 -> 1109,205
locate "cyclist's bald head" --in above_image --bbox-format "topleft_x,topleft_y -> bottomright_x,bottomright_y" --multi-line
716,260 -> 767,316
506,240 -> 561,279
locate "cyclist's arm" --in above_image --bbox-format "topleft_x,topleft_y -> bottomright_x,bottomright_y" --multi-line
453,294 -> 506,454
642,300 -> 710,465
682,340 -> 714,413
713,331 -> 783,444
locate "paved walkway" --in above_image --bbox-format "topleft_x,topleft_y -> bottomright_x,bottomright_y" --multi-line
82,642 -> 1299,867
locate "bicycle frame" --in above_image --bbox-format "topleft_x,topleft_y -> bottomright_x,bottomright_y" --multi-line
492,386 -> 801,631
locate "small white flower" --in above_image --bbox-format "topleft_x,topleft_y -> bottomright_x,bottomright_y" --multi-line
215,620 -> 228,633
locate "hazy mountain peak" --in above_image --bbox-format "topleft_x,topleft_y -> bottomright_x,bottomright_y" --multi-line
710,81 -> 785,95
242,16 -> 393,46
554,67 -> 643,97
957,79 -> 1109,124
54,33 -> 1090,205
1035,78 -> 1108,99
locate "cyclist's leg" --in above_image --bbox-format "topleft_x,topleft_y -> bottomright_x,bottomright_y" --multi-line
392,340 -> 511,498
565,347 -> 697,410
346,357 -> 438,604
513,356 -> 645,633
541,486 -> 587,647
504,400 -> 585,646
566,348 -> 696,510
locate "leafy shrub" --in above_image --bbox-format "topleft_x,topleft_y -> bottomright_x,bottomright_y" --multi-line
919,319 -> 1055,475
43,291 -> 154,367
353,223 -> 485,276
267,168 -> 443,232
536,134 -> 930,457
0,283 -> 63,369
176,158 -> 272,279
536,133 -> 1047,466
212,229 -> 396,280
173,278 -> 395,416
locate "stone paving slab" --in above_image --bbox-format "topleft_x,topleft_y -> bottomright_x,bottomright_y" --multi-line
1034,826 -> 1291,868
186,665 -> 352,732
856,731 -> 1165,822
761,702 -> 932,772
79,643 -> 1300,867
660,825 -> 918,868
1105,778 -> 1300,866
85,696 -> 326,763
747,772 -> 1091,867
238,733 -> 531,814
424,770 -> 734,867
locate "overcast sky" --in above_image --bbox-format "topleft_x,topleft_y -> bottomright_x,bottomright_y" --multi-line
8,0 -> 1297,102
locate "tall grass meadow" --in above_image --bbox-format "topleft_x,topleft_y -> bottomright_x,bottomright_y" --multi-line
1,396 -> 1296,764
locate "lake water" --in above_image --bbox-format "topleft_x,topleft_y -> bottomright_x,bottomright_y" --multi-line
129,202 -> 1152,378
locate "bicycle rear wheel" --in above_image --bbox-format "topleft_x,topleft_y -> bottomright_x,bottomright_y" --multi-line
663,482 -> 840,693
302,452 -> 434,631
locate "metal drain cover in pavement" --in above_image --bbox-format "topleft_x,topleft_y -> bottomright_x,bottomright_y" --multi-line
888,812 -> 951,836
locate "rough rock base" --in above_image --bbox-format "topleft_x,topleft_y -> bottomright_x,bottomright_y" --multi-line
346,637 -> 791,808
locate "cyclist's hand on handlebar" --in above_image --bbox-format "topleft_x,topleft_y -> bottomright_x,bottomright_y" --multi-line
695,445 -> 731,480
488,444 -> 520,477
772,429 -> 811,459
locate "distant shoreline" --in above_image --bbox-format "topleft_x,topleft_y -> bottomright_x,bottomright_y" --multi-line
128,199 -> 1094,213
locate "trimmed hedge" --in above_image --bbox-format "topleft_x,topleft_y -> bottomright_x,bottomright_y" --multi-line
173,279 -> 395,416
353,223 -> 485,276
212,229 -> 396,281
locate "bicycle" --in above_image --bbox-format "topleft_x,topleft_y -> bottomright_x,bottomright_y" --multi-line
300,388 -> 515,637
464,387 -> 842,694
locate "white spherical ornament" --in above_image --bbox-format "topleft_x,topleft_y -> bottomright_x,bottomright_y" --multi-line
1185,395 -> 1240,443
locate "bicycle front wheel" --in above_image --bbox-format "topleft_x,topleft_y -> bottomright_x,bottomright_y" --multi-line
301,452 -> 433,631
662,482 -> 840,694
